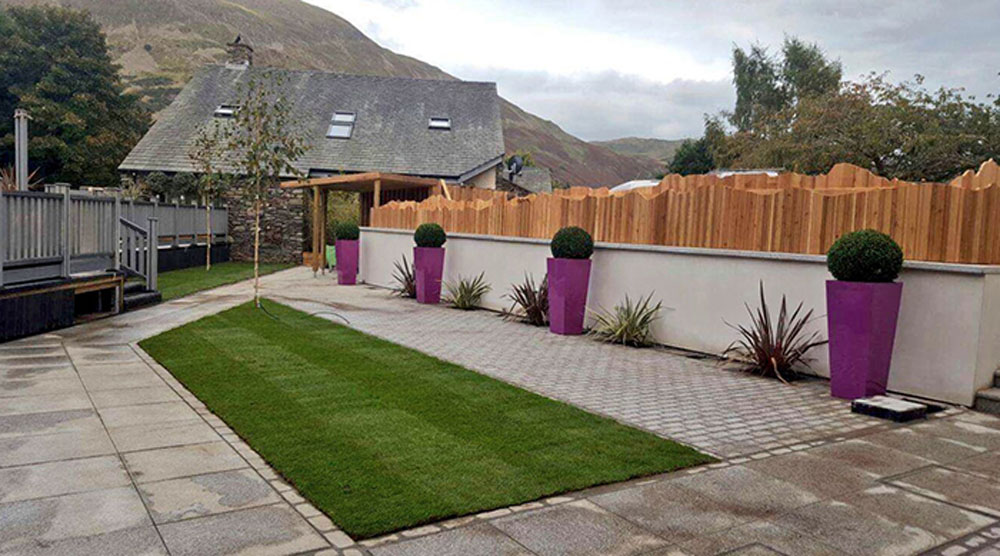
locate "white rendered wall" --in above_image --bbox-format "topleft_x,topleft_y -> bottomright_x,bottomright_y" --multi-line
360,227 -> 1000,406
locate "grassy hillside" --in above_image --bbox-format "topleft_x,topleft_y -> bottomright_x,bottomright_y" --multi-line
6,0 -> 663,186
592,137 -> 688,166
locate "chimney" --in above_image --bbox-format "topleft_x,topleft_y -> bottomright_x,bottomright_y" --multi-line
225,35 -> 253,68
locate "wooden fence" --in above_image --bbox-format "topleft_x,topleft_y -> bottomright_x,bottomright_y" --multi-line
370,160 -> 1000,264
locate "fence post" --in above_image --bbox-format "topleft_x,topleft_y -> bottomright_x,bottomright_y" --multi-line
113,193 -> 121,271
147,217 -> 158,291
61,187 -> 71,277
173,200 -> 180,247
0,189 -> 5,287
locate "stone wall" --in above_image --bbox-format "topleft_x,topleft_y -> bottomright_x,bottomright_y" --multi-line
225,181 -> 305,263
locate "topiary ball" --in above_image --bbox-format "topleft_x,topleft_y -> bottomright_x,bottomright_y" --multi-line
334,222 -> 360,241
414,223 -> 446,248
551,226 -> 594,259
827,229 -> 903,282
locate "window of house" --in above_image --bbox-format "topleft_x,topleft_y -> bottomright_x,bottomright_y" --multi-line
327,111 -> 355,138
429,117 -> 451,130
213,104 -> 238,118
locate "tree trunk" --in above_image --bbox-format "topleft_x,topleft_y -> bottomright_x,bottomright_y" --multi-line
253,194 -> 261,308
205,195 -> 212,271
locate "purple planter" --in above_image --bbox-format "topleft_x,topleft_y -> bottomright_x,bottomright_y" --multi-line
335,240 -> 359,285
826,280 -> 903,400
414,247 -> 445,304
547,257 -> 592,335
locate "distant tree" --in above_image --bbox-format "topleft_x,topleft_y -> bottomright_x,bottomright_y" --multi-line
145,172 -> 171,200
0,6 -> 150,186
170,173 -> 199,200
668,138 -> 715,175
188,121 -> 231,270
224,71 -> 309,307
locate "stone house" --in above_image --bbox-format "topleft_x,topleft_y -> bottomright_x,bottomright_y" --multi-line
119,45 -> 505,263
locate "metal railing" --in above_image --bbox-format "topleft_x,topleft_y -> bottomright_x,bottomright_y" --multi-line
0,189 -> 227,288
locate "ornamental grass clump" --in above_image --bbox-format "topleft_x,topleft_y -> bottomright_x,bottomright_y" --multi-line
334,222 -> 360,240
414,223 -> 447,248
392,256 -> 416,298
550,226 -> 594,259
504,274 -> 548,326
723,282 -> 827,383
827,229 -> 903,282
444,272 -> 491,310
589,293 -> 662,347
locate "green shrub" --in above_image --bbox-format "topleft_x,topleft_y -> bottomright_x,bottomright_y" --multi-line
827,229 -> 903,282
551,226 -> 593,259
414,223 -> 446,248
723,282 -> 826,382
392,256 -> 416,299
444,273 -> 491,310
334,222 -> 360,240
503,274 -> 548,326
588,293 -> 662,347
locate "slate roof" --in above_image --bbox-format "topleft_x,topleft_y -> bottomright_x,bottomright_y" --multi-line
119,66 -> 505,179
513,166 -> 553,194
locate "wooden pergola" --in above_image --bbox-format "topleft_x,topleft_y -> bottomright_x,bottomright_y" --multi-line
280,172 -> 451,273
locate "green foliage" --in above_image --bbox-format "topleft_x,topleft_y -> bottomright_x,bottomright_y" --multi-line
505,150 -> 535,168
827,229 -> 903,282
157,262 -> 293,302
414,223 -> 446,248
503,274 -> 548,326
0,5 -> 151,186
145,172 -> 170,199
444,272 -> 491,310
334,222 -> 360,240
589,293 -> 663,347
170,173 -> 199,200
139,300 -> 713,538
668,138 -> 715,175
723,282 -> 827,382
551,226 -> 593,259
391,256 -> 416,298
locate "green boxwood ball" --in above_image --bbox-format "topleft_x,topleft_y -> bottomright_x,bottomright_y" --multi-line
414,223 -> 447,248
827,229 -> 903,282
551,226 -> 594,259
334,222 -> 360,241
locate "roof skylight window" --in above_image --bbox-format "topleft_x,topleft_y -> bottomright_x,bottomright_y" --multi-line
327,111 -> 355,138
213,104 -> 238,118
429,117 -> 451,130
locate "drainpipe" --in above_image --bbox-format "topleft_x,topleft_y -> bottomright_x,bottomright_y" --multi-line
13,109 -> 31,191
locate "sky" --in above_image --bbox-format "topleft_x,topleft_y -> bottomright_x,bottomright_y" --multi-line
306,0 -> 1000,142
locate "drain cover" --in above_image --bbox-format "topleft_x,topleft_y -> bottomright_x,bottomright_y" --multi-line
852,396 -> 927,422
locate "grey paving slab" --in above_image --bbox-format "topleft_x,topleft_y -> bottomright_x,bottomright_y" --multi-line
138,468 -> 282,524
80,371 -> 168,392
97,400 -> 200,428
910,419 -> 1000,450
946,450 -> 1000,482
107,419 -> 221,453
671,520 -> 844,556
89,385 -> 180,408
0,455 -> 131,503
3,525 -> 168,556
745,451 -> 880,498
773,499 -> 943,556
0,391 -> 92,417
156,503 -> 328,556
670,466 -> 821,521
0,364 -> 76,382
862,427 -> 988,464
889,466 -> 1000,517
0,429 -> 116,467
804,439 -> 933,477
0,408 -> 103,438
0,377 -> 85,398
492,499 -> 668,556
123,441 -> 248,484
370,522 -> 532,556
832,484 -> 995,539
0,486 -> 152,552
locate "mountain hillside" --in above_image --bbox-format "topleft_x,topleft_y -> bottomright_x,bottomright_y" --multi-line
592,137 -> 688,166
5,0 -> 663,186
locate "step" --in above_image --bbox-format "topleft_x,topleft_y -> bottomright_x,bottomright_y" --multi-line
994,368 -> 1000,388
974,387 -> 1000,416
123,290 -> 162,311
123,282 -> 147,295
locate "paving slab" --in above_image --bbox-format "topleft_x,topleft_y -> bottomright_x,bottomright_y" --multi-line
107,419 -> 221,453
0,408 -> 103,438
80,371 -> 168,392
832,484 -> 995,539
123,441 -> 247,484
0,455 -> 131,503
97,400 -> 200,428
862,427 -> 987,464
138,468 -> 282,524
670,466 -> 821,520
910,419 -> 1000,451
773,499 -> 943,556
745,450 -> 879,498
0,486 -> 152,552
0,391 -> 92,417
0,364 -> 76,382
0,429 -> 116,467
0,377 -> 85,398
671,520 -> 844,556
804,438 -> 932,477
491,499 -> 668,555
370,522 -> 532,556
0,524 -> 167,556
946,450 -> 1000,482
156,503 -> 328,556
89,386 -> 180,408
889,466 -> 1000,517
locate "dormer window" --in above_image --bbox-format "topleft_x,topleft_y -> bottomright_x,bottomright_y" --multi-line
429,117 -> 451,130
213,104 -> 238,118
327,111 -> 355,139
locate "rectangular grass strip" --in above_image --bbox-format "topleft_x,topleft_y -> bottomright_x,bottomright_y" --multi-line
139,300 -> 713,538
157,261 -> 294,301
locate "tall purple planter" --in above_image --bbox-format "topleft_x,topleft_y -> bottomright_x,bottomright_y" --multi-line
547,257 -> 592,335
335,239 -> 359,285
826,281 -> 903,400
414,247 -> 445,304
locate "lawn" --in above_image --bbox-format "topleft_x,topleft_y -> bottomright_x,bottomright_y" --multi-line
157,261 -> 294,301
139,300 -> 713,538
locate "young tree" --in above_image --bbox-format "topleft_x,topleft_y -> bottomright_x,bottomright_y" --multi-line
188,121 -> 231,271
225,71 -> 308,307
668,138 -> 715,175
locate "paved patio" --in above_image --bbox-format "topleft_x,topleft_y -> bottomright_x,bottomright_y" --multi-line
2,266 -> 999,555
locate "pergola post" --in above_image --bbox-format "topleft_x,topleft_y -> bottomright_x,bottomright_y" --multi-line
319,189 -> 327,274
311,186 -> 320,275
373,178 -> 382,208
